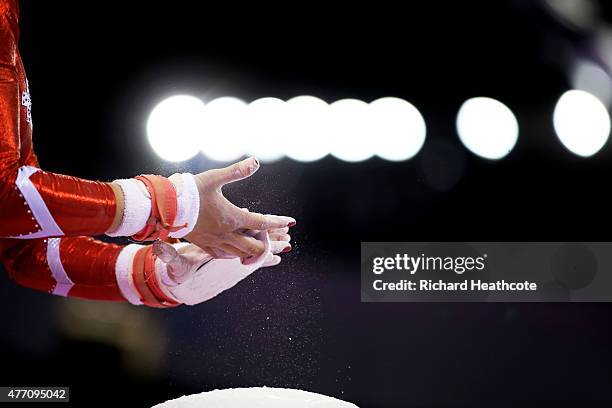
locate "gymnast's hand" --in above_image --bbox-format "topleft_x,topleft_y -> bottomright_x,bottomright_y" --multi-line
153,229 -> 290,305
185,157 -> 295,262
155,228 -> 290,284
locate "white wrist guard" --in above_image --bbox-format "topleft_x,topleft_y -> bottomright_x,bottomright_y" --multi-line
106,179 -> 151,237
168,173 -> 199,238
115,243 -> 145,305
107,173 -> 198,239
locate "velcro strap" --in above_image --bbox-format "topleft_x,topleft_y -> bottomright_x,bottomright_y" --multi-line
132,175 -> 186,241
132,246 -> 180,308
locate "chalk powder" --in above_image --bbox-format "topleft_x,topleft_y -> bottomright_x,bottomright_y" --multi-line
152,387 -> 358,408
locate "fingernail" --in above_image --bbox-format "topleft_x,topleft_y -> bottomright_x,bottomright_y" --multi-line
288,221 -> 296,227
282,245 -> 292,253
252,157 -> 259,167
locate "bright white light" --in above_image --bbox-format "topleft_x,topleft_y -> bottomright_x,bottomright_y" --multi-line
329,99 -> 375,162
245,97 -> 288,163
572,60 -> 612,107
285,96 -> 331,162
553,90 -> 611,157
456,97 -> 519,160
369,97 -> 426,161
147,95 -> 205,162
200,97 -> 248,162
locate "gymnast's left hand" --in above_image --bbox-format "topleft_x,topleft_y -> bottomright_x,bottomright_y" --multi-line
184,157 -> 296,261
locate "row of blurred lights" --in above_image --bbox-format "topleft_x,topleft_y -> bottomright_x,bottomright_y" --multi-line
147,95 -> 426,163
147,90 -> 611,163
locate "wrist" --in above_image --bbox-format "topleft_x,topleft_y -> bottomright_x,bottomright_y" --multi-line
115,243 -> 186,307
106,179 -> 152,237
106,173 -> 199,241
115,244 -> 145,305
168,173 -> 199,238
133,246 -> 181,308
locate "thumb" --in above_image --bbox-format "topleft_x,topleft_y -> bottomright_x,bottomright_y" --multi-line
152,240 -> 179,264
154,242 -> 215,285
211,156 -> 260,187
153,241 -> 191,284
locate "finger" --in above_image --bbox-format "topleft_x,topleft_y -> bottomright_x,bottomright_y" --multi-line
230,234 -> 266,257
153,242 -> 195,284
220,243 -> 249,259
270,240 -> 291,254
240,212 -> 296,230
237,228 -> 258,237
269,233 -> 290,242
268,227 -> 289,234
262,254 -> 282,267
205,244 -> 246,259
210,157 -> 260,187
152,241 -> 179,264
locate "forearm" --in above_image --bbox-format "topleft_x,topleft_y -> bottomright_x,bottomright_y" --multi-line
0,166 -> 118,238
1,236 -> 179,306
0,167 -> 199,240
1,229 -> 283,307
0,6 -> 131,240
1,236 -> 125,301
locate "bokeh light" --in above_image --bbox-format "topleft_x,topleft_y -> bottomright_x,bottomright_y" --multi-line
369,97 -> 426,161
285,96 -> 331,162
553,89 -> 611,157
245,97 -> 288,163
200,97 -> 248,162
329,99 -> 375,162
456,97 -> 519,160
146,95 -> 205,162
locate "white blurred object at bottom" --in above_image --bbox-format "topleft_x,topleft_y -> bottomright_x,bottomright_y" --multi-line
152,387 -> 359,408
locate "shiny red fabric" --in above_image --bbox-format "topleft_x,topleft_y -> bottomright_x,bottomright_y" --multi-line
0,0 -> 117,239
28,171 -> 117,236
0,1 -> 127,303
2,237 -> 124,301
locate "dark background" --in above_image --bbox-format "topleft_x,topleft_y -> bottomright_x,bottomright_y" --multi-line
2,0 -> 612,406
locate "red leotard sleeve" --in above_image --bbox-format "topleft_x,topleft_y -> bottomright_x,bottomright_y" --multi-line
0,0 -> 125,304
0,236 -> 126,302
0,1 -> 117,239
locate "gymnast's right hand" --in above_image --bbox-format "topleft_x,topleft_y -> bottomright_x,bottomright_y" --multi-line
185,157 -> 296,262
152,229 -> 289,305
